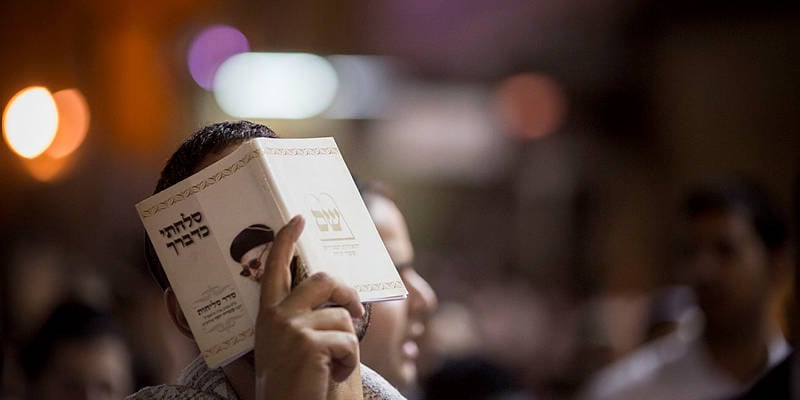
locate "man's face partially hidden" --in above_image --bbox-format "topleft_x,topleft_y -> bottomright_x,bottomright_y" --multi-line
197,143 -> 371,344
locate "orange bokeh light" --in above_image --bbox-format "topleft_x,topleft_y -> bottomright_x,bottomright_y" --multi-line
47,89 -> 90,158
21,153 -> 75,182
3,86 -> 89,182
493,73 -> 567,140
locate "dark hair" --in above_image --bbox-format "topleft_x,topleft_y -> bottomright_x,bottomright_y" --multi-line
684,179 -> 788,252
145,121 -> 279,290
20,301 -> 126,381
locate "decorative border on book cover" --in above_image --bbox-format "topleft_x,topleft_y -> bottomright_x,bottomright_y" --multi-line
353,280 -> 405,293
140,149 -> 260,219
261,147 -> 339,156
202,327 -> 255,359
140,146 -> 340,219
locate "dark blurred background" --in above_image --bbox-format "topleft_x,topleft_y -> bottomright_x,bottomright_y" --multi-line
1,1 -> 797,399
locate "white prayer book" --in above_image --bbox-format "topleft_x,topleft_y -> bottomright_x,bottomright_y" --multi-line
135,137 -> 407,368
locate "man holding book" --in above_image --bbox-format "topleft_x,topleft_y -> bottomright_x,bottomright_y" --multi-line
128,121 -> 405,400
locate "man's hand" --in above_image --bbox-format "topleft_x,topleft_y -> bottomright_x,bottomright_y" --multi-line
255,215 -> 365,400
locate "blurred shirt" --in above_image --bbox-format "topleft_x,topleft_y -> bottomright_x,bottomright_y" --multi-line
736,350 -> 800,400
579,312 -> 790,400
126,355 -> 405,400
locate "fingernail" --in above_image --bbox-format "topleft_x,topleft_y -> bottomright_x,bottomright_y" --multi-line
290,215 -> 301,225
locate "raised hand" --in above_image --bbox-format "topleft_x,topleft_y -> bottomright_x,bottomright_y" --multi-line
255,215 -> 365,400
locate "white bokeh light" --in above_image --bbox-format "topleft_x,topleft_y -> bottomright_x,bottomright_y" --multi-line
3,87 -> 59,159
213,52 -> 338,119
325,55 -> 393,119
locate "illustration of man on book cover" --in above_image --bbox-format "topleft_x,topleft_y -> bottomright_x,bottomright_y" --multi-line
229,224 -> 274,282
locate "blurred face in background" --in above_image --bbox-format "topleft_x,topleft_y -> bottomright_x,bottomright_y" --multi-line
33,336 -> 133,400
684,208 -> 771,335
359,193 -> 438,391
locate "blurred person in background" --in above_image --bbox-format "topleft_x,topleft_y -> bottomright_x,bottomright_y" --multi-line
356,181 -> 438,398
129,121 -> 404,400
581,179 -> 792,400
355,181 -> 534,400
20,300 -> 134,400
577,286 -> 703,399
736,174 -> 799,400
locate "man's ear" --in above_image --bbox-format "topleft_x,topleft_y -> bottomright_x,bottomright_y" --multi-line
165,287 -> 194,339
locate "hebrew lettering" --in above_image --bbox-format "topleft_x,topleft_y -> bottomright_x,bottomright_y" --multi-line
158,211 -> 212,256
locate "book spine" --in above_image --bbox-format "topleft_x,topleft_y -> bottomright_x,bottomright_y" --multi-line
253,142 -> 292,225
254,141 -> 316,277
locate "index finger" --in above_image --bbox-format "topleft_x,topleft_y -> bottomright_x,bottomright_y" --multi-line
260,215 -> 305,309
281,272 -> 365,318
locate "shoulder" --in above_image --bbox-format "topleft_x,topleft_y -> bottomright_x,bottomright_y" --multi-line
579,334 -> 690,400
176,356 -> 237,396
126,384 -> 228,400
360,363 -> 407,400
127,356 -> 238,400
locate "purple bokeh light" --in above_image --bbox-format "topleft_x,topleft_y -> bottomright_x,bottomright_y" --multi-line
187,25 -> 250,90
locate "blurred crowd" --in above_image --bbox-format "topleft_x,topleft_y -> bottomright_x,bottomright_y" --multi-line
2,167 -> 796,400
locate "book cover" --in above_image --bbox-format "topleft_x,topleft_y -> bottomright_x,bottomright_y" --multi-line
135,137 -> 407,368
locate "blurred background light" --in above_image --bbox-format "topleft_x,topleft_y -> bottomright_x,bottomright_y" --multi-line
324,55 -> 393,119
366,85 -> 512,183
46,89 -> 90,159
21,153 -> 74,182
493,73 -> 567,140
213,52 -> 338,119
187,24 -> 250,90
3,86 -> 59,159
